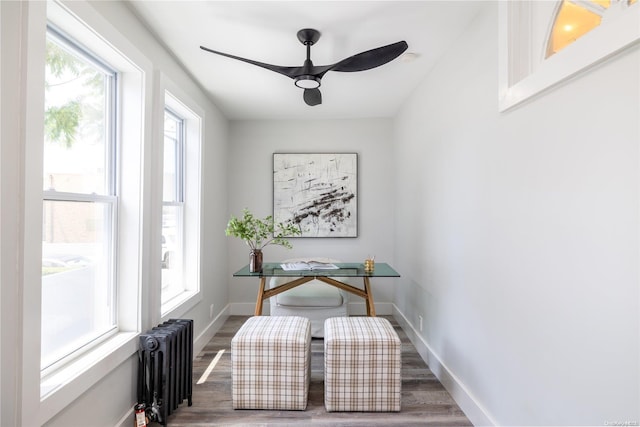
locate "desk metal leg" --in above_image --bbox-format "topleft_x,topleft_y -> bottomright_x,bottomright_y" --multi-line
255,277 -> 266,315
363,276 -> 376,316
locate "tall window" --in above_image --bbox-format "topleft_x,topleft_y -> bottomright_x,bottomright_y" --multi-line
161,109 -> 185,305
160,90 -> 202,316
41,27 -> 117,370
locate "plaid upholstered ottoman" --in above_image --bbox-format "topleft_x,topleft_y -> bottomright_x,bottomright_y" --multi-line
324,317 -> 401,412
231,316 -> 311,410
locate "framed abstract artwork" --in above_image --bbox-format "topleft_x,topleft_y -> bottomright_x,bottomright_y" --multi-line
273,153 -> 358,237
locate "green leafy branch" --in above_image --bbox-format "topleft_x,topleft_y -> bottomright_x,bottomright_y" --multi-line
44,38 -> 104,147
225,208 -> 301,250
44,101 -> 82,148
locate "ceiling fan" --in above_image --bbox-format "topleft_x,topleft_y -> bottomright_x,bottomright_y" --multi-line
200,28 -> 408,106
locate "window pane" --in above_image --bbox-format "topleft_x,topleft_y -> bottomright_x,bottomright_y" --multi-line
161,204 -> 184,304
592,0 -> 611,7
161,95 -> 201,314
41,200 -> 115,369
162,108 -> 186,306
163,112 -> 181,202
42,29 -> 117,371
546,0 -> 603,58
44,36 -> 111,195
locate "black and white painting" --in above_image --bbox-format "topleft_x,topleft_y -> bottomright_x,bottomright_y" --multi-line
273,153 -> 357,237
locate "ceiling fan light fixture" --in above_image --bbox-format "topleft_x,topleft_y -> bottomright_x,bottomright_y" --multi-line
294,75 -> 321,89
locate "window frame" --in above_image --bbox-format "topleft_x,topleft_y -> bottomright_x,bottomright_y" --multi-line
159,87 -> 203,319
499,0 -> 640,112
163,108 -> 185,203
160,107 -> 187,305
41,25 -> 120,372
37,1 -> 149,423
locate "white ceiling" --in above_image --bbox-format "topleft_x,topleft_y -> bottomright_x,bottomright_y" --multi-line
126,1 -> 484,121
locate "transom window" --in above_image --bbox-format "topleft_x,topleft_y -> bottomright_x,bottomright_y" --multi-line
42,27 -> 118,370
546,0 -> 638,58
499,0 -> 639,111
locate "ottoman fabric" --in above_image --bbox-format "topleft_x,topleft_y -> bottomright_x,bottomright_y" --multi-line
324,317 -> 401,412
232,316 -> 311,410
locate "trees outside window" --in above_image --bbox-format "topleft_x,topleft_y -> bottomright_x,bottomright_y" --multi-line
41,27 -> 117,370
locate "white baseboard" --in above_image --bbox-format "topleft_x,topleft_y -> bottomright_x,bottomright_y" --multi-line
392,305 -> 496,427
193,304 -> 231,356
115,407 -> 133,427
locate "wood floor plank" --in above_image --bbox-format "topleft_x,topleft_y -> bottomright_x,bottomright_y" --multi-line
165,316 -> 472,426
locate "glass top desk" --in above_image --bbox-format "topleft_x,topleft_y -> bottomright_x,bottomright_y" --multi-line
233,262 -> 400,317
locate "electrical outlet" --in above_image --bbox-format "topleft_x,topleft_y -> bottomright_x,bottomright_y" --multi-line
418,315 -> 423,332
209,304 -> 214,319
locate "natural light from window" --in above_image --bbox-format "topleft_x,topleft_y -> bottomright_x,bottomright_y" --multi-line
159,90 -> 202,316
41,28 -> 117,370
161,109 -> 186,305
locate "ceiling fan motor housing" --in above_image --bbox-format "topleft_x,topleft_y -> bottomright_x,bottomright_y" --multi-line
297,28 -> 321,45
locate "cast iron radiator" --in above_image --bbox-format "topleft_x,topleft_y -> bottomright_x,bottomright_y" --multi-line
137,319 -> 193,425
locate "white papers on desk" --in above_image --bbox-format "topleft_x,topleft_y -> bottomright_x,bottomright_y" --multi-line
280,261 -> 339,271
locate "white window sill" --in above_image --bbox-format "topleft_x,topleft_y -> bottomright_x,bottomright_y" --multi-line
39,331 -> 138,424
161,289 -> 201,320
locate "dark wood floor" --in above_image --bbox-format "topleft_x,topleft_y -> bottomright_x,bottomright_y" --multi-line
165,315 -> 472,426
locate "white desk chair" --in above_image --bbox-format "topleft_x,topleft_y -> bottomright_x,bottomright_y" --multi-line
269,257 -> 349,338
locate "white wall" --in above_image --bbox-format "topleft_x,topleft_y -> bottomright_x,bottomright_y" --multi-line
1,2 -> 25,425
227,119 -> 396,314
394,3 -> 639,426
1,1 -> 230,426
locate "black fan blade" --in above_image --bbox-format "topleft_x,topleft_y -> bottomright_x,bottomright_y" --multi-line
303,88 -> 322,106
330,41 -> 408,73
200,45 -> 302,79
